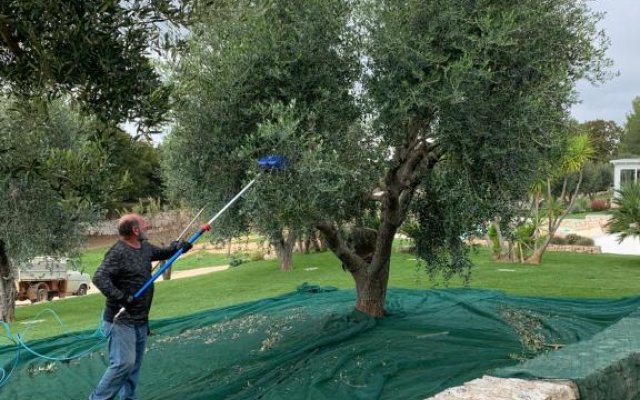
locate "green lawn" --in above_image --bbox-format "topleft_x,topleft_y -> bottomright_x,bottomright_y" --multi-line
8,248 -> 640,341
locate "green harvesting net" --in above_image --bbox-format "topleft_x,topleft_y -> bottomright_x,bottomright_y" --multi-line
1,286 -> 639,400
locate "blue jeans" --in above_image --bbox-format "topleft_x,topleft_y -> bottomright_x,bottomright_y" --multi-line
89,322 -> 148,400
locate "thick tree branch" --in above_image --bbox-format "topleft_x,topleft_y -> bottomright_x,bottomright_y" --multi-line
315,221 -> 368,273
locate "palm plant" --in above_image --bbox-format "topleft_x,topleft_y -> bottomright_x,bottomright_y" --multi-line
607,183 -> 640,243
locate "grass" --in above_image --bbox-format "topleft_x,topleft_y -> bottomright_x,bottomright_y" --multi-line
565,210 -> 612,220
7,247 -> 640,341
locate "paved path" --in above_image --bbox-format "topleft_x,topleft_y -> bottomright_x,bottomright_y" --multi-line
594,234 -> 640,255
557,214 -> 640,255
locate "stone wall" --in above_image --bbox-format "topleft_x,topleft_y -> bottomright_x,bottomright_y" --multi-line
84,211 -> 193,236
473,240 -> 601,254
547,244 -> 601,254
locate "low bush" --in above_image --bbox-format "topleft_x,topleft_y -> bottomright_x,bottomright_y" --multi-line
562,234 -> 595,246
229,252 -> 249,267
575,237 -> 595,246
570,196 -> 590,213
549,236 -> 567,245
564,233 -> 580,244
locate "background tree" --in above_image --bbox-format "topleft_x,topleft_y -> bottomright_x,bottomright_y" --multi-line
618,97 -> 640,157
0,99 -> 128,321
102,130 -> 164,214
526,134 -> 594,264
580,120 -> 622,162
0,1 -> 196,320
0,0 -> 195,130
550,161 -> 612,201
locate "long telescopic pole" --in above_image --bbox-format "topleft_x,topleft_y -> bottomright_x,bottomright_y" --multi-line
113,177 -> 260,320
151,207 -> 206,275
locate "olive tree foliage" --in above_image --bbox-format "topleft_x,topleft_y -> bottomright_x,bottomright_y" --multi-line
0,0 -> 197,131
0,99 -> 127,321
163,0 -> 374,270
167,0 -> 609,316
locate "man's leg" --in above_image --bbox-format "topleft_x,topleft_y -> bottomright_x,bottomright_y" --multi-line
89,323 -> 137,400
119,323 -> 149,400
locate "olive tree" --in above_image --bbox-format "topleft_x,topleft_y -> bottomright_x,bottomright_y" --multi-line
0,99 -> 129,321
167,0 -> 609,316
328,0 -> 609,315
0,1 -> 196,321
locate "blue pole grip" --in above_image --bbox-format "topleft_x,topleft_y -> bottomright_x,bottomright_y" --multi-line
133,228 -> 207,298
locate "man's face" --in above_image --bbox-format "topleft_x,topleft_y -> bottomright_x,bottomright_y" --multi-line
134,217 -> 152,241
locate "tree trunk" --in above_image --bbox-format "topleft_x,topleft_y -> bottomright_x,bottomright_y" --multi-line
525,235 -> 551,265
0,240 -> 17,322
161,261 -> 172,280
525,172 -> 584,265
272,229 -> 297,272
490,218 -> 517,262
352,262 -> 389,317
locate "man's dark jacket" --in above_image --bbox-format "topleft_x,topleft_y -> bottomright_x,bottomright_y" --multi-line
93,240 -> 178,326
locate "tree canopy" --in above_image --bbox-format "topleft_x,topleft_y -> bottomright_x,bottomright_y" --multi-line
618,97 -> 640,157
164,0 -> 610,316
0,0 -> 194,130
0,99 -> 130,259
580,120 -> 622,161
164,0 -> 371,267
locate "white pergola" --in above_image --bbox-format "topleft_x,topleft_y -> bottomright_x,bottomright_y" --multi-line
610,158 -> 640,196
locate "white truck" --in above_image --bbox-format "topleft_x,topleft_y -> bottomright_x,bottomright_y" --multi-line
16,256 -> 92,303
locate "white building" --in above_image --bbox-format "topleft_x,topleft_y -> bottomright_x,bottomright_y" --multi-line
610,158 -> 640,196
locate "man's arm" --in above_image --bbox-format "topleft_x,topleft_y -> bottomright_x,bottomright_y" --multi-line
92,248 -> 126,302
149,241 -> 192,261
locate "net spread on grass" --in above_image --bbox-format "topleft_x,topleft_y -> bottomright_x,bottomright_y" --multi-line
2,285 -> 640,400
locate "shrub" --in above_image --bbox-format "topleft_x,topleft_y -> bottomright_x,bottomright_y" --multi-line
590,198 -> 610,211
249,251 -> 265,261
549,236 -> 567,245
564,234 -> 581,244
574,237 -> 595,246
564,233 -> 594,246
570,196 -> 590,213
229,252 -> 248,267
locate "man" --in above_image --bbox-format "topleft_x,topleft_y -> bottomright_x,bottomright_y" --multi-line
89,213 -> 192,400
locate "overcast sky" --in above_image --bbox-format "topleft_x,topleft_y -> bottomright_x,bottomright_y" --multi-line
570,0 -> 640,126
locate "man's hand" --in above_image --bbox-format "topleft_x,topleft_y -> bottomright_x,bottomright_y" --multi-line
120,293 -> 140,308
